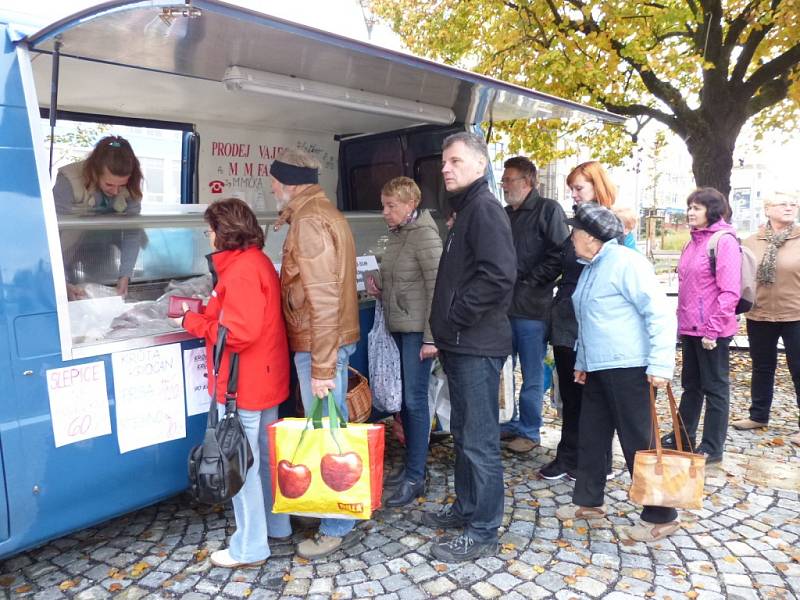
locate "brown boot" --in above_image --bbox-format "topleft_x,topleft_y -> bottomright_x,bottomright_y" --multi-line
731,418 -> 768,430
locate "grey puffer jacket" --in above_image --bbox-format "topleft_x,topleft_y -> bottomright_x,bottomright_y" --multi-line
379,210 -> 442,342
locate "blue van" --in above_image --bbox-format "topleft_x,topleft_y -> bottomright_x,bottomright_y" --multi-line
0,0 -> 621,558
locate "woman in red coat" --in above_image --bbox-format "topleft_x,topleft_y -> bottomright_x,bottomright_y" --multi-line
179,198 -> 290,568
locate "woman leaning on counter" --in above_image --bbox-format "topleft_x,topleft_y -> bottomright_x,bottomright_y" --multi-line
733,193 -> 800,447
53,135 -> 145,297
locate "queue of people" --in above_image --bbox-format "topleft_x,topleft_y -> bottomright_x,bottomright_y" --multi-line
59,134 -> 799,565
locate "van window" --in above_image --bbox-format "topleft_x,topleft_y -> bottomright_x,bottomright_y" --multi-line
414,155 -> 447,214
42,120 -> 185,207
349,162 -> 403,211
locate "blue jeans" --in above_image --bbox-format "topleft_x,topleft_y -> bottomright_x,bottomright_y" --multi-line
294,343 -> 357,537
218,404 -> 291,563
392,332 -> 433,483
439,350 -> 504,543
502,317 -> 547,442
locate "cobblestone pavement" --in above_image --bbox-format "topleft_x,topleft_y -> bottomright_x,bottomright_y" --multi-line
2,355 -> 799,600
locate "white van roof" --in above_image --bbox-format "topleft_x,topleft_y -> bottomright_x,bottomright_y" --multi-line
22,0 -> 624,133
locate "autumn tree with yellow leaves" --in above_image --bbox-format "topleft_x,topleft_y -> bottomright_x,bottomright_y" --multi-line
370,0 -> 800,196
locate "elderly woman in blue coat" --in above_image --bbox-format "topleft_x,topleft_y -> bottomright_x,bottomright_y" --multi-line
554,203 -> 679,543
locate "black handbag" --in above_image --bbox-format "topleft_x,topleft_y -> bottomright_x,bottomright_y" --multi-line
188,326 -> 254,504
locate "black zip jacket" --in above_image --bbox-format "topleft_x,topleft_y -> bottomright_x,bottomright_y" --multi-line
506,190 -> 569,320
549,239 -> 583,348
429,177 -> 516,356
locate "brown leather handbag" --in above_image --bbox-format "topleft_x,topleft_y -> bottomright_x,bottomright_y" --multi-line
346,367 -> 373,423
629,383 -> 706,510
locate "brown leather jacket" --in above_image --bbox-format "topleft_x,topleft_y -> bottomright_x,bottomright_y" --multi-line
277,185 -> 360,379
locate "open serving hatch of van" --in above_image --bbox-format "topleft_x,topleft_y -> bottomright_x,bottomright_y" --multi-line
23,0 -> 623,134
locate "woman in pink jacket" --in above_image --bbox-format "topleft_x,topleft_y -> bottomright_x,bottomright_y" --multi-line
666,188 -> 741,463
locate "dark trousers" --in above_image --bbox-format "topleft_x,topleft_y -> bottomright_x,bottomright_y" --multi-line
747,320 -> 800,428
439,350 -> 504,543
393,332 -> 434,483
552,346 -> 611,473
572,367 -> 677,524
678,335 -> 731,456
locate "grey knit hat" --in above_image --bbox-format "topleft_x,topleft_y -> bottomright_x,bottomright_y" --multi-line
565,202 -> 624,242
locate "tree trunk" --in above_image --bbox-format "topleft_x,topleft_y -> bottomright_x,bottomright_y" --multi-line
686,136 -> 735,199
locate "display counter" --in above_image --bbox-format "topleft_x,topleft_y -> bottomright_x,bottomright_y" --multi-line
56,208 -> 389,359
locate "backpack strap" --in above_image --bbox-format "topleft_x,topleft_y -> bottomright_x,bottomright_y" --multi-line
706,230 -> 736,276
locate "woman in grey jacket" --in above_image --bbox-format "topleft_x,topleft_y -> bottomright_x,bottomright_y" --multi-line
366,177 -> 442,507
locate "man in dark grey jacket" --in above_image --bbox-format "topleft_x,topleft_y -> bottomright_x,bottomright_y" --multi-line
500,157 -> 570,453
426,132 -> 516,562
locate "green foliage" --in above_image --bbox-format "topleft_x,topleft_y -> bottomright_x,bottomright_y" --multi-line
661,229 -> 690,251
371,0 -> 800,188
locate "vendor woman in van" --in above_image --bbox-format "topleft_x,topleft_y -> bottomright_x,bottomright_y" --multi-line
53,135 -> 145,297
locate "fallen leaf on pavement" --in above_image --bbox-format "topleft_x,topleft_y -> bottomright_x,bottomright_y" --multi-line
130,562 -> 150,577
194,548 -> 209,562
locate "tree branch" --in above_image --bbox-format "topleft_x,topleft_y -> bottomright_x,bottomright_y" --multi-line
745,75 -> 791,117
741,42 -> 800,97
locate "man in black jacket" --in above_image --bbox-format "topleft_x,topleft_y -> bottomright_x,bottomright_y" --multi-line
500,157 -> 570,453
425,132 -> 516,562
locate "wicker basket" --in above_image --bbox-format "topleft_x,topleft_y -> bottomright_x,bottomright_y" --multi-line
346,367 -> 372,423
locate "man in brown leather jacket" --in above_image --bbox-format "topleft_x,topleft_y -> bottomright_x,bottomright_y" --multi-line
269,148 -> 361,560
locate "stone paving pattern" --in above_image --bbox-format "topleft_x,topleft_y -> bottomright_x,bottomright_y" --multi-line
2,353 -> 799,600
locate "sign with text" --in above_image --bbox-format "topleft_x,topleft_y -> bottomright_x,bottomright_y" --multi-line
112,344 -> 186,453
47,361 -> 112,447
356,255 -> 379,292
197,122 -> 339,208
183,346 -> 210,416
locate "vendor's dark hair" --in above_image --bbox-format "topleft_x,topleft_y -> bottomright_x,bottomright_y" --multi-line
205,198 -> 265,250
83,135 -> 143,199
686,187 -> 730,224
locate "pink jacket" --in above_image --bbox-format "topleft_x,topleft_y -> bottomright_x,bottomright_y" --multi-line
677,220 -> 741,339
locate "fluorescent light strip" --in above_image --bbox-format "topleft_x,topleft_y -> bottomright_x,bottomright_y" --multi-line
223,66 -> 455,126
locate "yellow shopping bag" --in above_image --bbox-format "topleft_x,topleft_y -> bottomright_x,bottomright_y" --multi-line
268,393 -> 385,519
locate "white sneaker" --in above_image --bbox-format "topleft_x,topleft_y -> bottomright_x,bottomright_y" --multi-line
210,548 -> 265,568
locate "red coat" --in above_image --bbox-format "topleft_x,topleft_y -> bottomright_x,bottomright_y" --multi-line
183,247 -> 289,411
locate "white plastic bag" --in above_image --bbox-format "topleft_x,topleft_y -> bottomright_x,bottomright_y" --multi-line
498,357 -> 515,424
367,300 -> 402,413
427,358 -> 450,432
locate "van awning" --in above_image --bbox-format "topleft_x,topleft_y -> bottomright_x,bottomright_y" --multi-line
24,0 -> 624,132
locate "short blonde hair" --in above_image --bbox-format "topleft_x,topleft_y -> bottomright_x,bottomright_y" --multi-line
612,206 -> 638,233
381,176 -> 421,207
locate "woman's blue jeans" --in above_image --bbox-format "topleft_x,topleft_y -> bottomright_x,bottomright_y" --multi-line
217,404 -> 291,563
294,343 -> 357,537
392,332 -> 433,483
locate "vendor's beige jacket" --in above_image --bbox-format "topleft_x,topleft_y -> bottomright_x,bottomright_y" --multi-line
57,160 -> 133,214
743,225 -> 800,321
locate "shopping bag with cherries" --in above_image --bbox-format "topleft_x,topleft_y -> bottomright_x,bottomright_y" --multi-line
268,393 -> 384,519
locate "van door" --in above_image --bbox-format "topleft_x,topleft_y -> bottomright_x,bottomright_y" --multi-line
339,125 -> 461,213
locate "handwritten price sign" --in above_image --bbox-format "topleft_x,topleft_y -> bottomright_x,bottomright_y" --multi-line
112,344 -> 186,454
46,361 -> 112,447
183,347 -> 210,416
